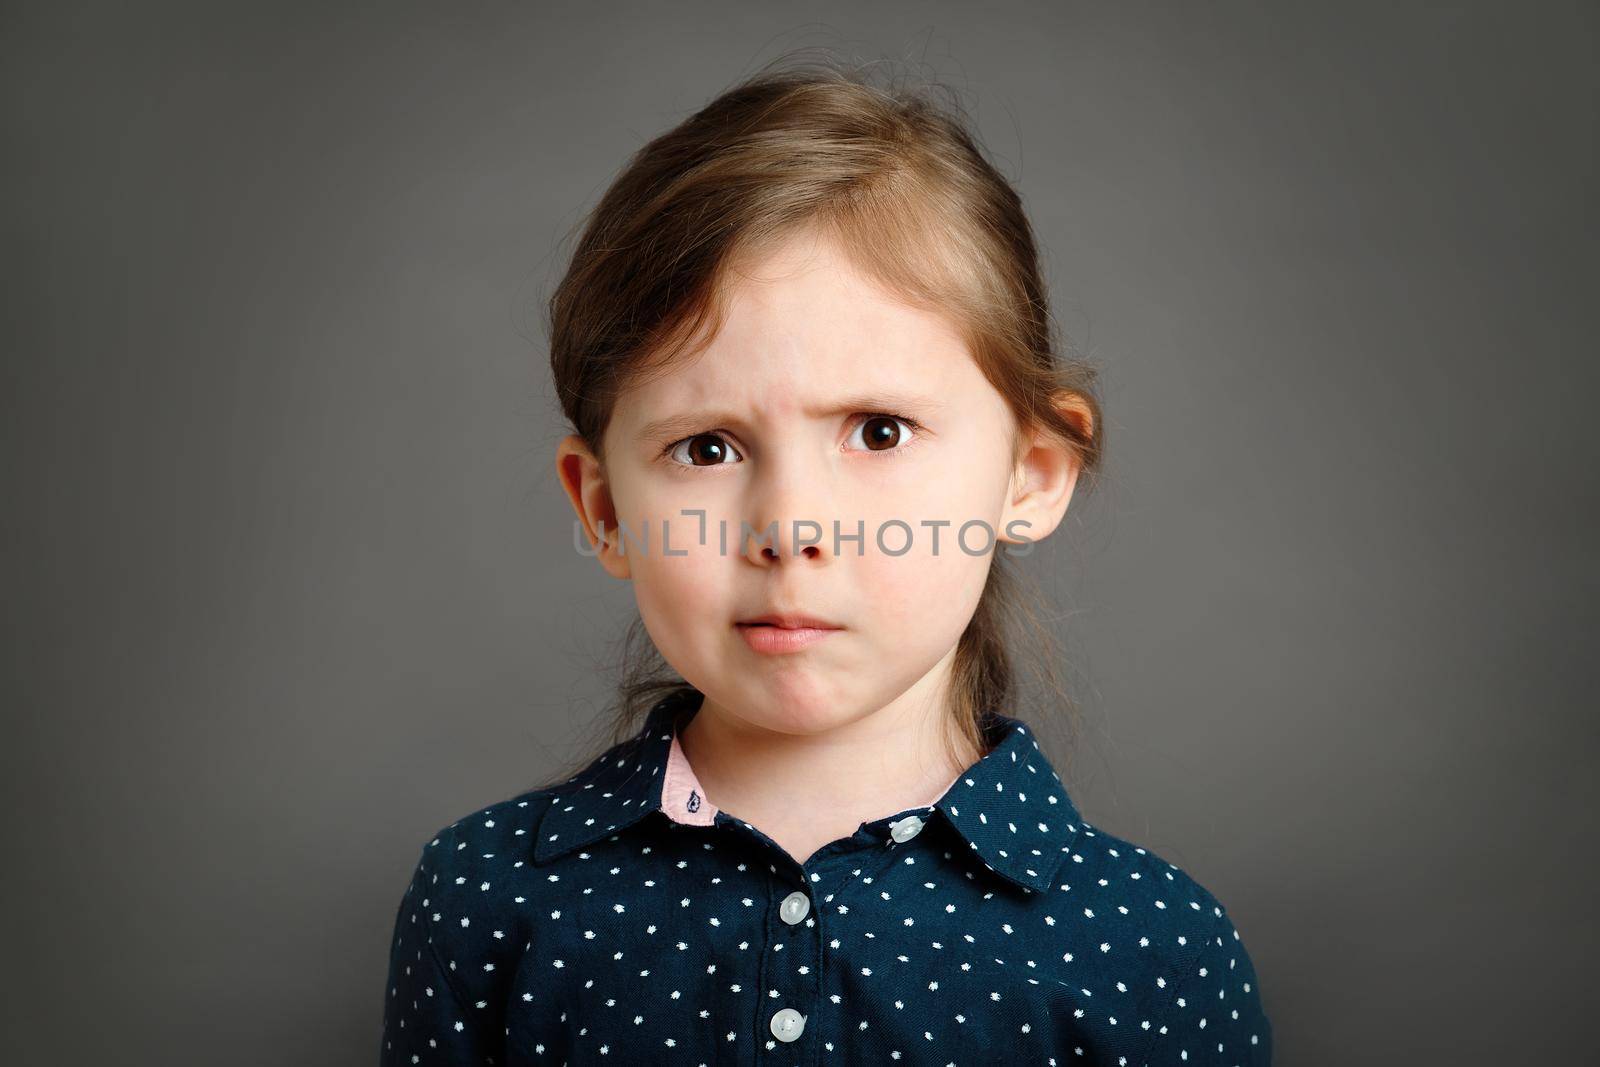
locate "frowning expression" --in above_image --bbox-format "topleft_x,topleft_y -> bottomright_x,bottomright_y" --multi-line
573,228 -> 1047,737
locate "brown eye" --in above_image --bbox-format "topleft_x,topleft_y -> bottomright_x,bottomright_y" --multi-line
668,433 -> 742,467
848,415 -> 916,453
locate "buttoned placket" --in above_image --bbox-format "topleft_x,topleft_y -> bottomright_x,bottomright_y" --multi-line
708,804 -> 937,1066
761,867 -> 818,1058
754,837 -> 832,1064
648,695 -> 965,1064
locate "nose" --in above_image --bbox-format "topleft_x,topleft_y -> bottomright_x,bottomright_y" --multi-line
743,521 -> 826,565
740,461 -> 834,568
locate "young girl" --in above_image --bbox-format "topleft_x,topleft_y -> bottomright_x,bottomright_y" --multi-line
380,60 -> 1272,1066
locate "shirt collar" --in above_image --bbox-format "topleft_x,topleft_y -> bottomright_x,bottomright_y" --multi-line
532,689 -> 1084,893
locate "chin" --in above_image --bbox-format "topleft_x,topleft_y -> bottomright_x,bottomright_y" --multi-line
732,677 -> 853,735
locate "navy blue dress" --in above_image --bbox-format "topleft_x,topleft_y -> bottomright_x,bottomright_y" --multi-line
379,688 -> 1272,1064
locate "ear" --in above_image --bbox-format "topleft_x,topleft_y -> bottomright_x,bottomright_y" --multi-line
555,434 -> 631,580
997,391 -> 1094,548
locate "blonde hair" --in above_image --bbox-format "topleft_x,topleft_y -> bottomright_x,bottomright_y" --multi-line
540,54 -> 1104,784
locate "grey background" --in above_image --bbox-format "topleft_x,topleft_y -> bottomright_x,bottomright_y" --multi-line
4,2 -> 1594,1064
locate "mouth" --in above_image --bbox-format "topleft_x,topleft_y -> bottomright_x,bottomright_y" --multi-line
734,612 -> 843,654
735,613 -> 843,631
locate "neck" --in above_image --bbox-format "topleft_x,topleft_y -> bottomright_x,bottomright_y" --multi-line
674,653 -> 985,865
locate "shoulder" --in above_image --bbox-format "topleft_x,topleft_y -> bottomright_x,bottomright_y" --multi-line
1057,819 -> 1273,1064
1046,817 -> 1240,992
407,784 -> 565,895
1062,817 -> 1236,930
385,785 -> 570,1008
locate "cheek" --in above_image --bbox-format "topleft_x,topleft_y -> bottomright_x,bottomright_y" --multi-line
848,459 -> 1006,623
608,472 -> 720,607
629,535 -> 730,659
850,524 -> 997,653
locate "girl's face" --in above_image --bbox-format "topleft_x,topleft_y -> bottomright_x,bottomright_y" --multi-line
559,228 -> 1080,739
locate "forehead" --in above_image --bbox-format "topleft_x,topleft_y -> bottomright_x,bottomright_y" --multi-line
621,230 -> 979,416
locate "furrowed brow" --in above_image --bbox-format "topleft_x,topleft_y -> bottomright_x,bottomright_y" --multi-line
637,392 -> 944,441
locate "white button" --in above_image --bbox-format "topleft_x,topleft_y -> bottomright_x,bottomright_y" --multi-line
888,815 -> 924,843
770,1007 -> 806,1042
779,890 -> 810,925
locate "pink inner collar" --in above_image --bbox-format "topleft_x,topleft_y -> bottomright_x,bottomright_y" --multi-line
660,729 -> 718,826
659,729 -> 965,828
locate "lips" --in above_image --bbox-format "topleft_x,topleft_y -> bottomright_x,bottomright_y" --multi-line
735,614 -> 841,654
735,612 -> 842,630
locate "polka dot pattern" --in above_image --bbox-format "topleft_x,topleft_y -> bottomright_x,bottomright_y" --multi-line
380,689 -> 1272,1064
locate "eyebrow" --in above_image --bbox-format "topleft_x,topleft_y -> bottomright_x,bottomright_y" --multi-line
637,391 -> 947,442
